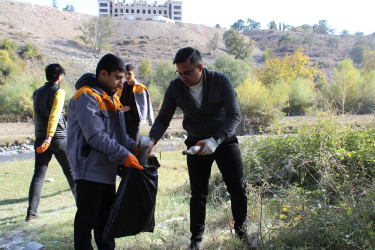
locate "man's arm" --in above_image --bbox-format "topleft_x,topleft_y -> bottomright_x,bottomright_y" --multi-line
215,74 -> 241,141
36,89 -> 65,153
149,85 -> 176,144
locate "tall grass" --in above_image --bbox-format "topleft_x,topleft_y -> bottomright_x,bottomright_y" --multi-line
2,118 -> 375,249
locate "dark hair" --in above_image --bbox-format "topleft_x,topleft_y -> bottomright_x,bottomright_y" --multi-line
45,64 -> 65,82
173,47 -> 202,65
96,53 -> 126,77
125,64 -> 135,71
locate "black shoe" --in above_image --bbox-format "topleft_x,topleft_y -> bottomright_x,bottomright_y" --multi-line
25,214 -> 40,222
189,240 -> 204,250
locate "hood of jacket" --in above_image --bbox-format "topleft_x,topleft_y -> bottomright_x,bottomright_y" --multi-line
75,73 -> 115,96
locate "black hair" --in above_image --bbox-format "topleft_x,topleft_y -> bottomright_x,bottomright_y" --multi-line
45,64 -> 65,82
96,53 -> 126,78
125,64 -> 135,71
173,47 -> 202,65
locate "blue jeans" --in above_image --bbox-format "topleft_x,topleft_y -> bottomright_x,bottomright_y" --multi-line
27,137 -> 76,216
186,136 -> 248,242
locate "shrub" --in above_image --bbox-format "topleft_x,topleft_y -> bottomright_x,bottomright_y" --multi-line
236,78 -> 288,132
321,59 -> 375,114
147,82 -> 163,109
0,74 -> 36,121
239,115 -> 375,248
284,78 -> 315,115
208,54 -> 253,88
21,44 -> 44,60
151,59 -> 175,91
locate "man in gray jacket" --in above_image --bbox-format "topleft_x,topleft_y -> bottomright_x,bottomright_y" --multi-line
149,47 -> 249,249
67,54 -> 143,250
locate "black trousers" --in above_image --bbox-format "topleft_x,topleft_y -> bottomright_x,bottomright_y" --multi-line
74,180 -> 116,250
186,136 -> 248,242
27,137 -> 76,217
125,121 -> 140,142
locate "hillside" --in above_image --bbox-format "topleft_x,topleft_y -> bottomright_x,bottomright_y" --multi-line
0,0 -> 227,84
0,0 -> 369,83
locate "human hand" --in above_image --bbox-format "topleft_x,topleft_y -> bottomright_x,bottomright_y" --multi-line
124,154 -> 144,170
123,106 -> 131,112
196,137 -> 218,155
36,138 -> 51,153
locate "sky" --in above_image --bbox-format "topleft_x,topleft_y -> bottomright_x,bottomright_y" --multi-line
11,0 -> 374,35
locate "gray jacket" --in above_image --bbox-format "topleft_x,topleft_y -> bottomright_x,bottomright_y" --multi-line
149,68 -> 241,143
67,73 -> 136,185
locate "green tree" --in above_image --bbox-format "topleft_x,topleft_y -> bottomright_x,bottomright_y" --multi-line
0,50 -> 15,83
247,18 -> 260,30
79,16 -> 113,54
147,82 -> 163,109
223,29 -> 254,61
52,0 -> 58,8
267,21 -> 277,30
301,24 -> 312,32
303,33 -> 315,54
152,59 -> 175,91
63,5 -> 75,11
361,50 -> 375,74
313,20 -> 330,36
284,78 -> 315,115
208,54 -> 252,88
354,32 -> 364,36
138,57 -> 153,83
230,19 -> 245,32
322,59 -> 363,113
215,24 -> 221,28
278,33 -> 291,50
207,32 -> 219,54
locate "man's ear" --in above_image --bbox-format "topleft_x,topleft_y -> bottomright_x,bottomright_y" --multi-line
98,69 -> 108,79
198,63 -> 204,72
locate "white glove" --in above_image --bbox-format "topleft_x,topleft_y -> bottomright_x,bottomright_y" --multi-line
196,137 -> 219,155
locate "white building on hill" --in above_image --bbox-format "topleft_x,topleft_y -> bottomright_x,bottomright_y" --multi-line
98,0 -> 183,23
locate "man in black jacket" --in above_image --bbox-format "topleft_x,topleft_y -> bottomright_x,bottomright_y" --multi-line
149,47 -> 249,249
26,64 -> 76,221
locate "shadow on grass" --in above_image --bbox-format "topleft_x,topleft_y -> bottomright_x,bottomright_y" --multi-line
0,188 -> 72,206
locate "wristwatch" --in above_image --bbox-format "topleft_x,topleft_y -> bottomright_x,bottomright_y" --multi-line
213,137 -> 222,145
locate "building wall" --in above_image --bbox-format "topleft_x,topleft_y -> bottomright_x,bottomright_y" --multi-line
98,0 -> 182,23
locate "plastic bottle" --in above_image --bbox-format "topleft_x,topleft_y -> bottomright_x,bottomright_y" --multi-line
182,145 -> 203,155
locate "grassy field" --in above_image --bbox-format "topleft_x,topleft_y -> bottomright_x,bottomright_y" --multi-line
0,151 -> 250,249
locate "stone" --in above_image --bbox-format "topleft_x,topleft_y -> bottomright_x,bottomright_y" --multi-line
23,241 -> 45,250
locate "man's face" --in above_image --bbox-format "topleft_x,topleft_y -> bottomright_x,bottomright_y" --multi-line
125,70 -> 136,84
175,61 -> 203,87
99,70 -> 125,92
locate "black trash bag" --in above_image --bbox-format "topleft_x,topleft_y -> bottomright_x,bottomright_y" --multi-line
103,156 -> 160,239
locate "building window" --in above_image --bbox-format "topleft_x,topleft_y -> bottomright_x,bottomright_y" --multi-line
174,11 -> 181,15
148,9 -> 151,14
100,9 -> 107,13
143,9 -> 146,14
99,3 -> 107,7
115,9 -> 118,13
126,9 -> 129,13
131,9 -> 134,13
174,6 -> 181,10
159,10 -> 161,14
164,10 -> 167,14
120,9 -> 123,13
137,9 -> 140,13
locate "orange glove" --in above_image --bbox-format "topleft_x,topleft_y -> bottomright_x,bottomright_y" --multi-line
124,155 -> 144,170
36,139 -> 51,153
